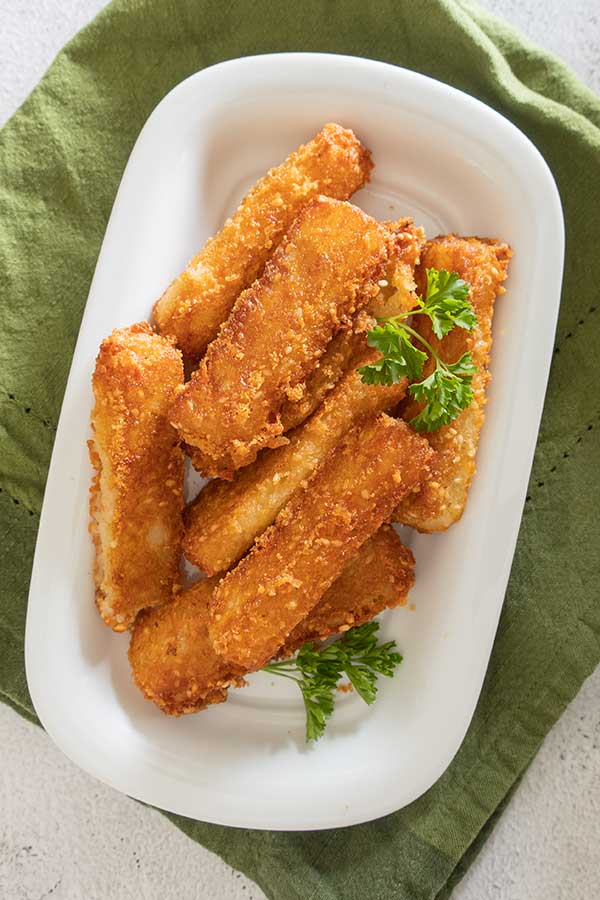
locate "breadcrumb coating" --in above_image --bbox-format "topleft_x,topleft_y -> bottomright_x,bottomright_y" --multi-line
370,219 -> 426,318
277,327 -> 363,434
395,235 -> 512,532
209,413 -> 433,670
88,323 -> 184,631
183,351 -> 407,574
153,123 -> 372,361
277,219 -> 425,431
183,218 -> 425,473
279,525 -> 414,656
128,527 -> 414,716
170,197 -> 393,478
129,577 -> 245,715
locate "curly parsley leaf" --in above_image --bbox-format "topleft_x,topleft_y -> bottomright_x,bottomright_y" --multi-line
358,267 -> 478,432
357,324 -> 427,385
420,268 -> 475,339
408,352 -> 476,432
302,681 -> 336,742
263,621 -> 403,741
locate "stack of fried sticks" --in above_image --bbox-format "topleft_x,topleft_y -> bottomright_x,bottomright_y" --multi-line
88,124 -> 511,716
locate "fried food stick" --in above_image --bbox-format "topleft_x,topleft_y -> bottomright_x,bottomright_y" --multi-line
278,327 -> 365,433
183,219 -> 425,472
170,197 -> 392,478
129,527 -> 414,715
153,123 -> 373,361
277,219 -> 425,432
394,235 -> 512,532
183,353 -> 408,574
279,525 -> 414,657
209,414 -> 433,670
88,323 -> 184,631
129,577 -> 244,715
183,324 -> 368,476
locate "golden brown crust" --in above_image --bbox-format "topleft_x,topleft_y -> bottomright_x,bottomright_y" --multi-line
277,327 -> 363,433
277,219 -> 425,431
209,414 -> 433,670
170,197 -> 393,478
153,123 -> 373,361
129,527 -> 414,716
183,352 -> 407,574
128,577 -> 245,715
279,526 -> 414,656
370,219 -> 426,318
88,323 -> 184,631
395,235 -> 512,532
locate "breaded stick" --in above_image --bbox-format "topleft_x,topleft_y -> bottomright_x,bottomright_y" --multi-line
129,527 -> 414,716
183,219 -> 425,471
181,318 -> 392,475
88,323 -> 184,631
181,327 -> 365,475
183,353 -> 407,574
170,197 -> 392,478
279,525 -> 414,657
278,219 -> 425,432
395,235 -> 512,531
209,414 -> 433,670
153,123 -> 373,361
129,577 -> 245,715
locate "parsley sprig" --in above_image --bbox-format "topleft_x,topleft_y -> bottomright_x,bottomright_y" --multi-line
358,268 -> 477,432
263,621 -> 402,741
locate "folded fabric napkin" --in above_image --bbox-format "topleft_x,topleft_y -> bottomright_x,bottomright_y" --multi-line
1,1 -> 598,897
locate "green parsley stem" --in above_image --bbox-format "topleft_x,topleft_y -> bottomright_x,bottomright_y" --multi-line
395,321 -> 452,375
262,664 -> 301,682
382,309 -> 429,323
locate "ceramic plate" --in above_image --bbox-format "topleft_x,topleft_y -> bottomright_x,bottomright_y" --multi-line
25,53 -> 564,830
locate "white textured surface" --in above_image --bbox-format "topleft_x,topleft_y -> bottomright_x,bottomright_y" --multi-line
0,1 -> 599,898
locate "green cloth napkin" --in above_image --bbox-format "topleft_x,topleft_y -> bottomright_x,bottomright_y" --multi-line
1,1 -> 599,897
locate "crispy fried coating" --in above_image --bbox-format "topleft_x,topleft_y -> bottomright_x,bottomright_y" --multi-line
88,323 -> 184,631
278,327 -> 364,433
395,235 -> 512,532
370,219 -> 426,318
153,123 -> 373,361
129,527 -> 414,716
183,215 -> 424,472
277,219 -> 425,431
181,322 -> 364,474
183,352 -> 407,574
170,197 -> 392,478
129,577 -> 245,715
209,414 -> 433,670
279,525 -> 414,657
182,328 -> 363,472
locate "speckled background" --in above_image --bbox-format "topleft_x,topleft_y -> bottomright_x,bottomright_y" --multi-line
0,2 -> 598,898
